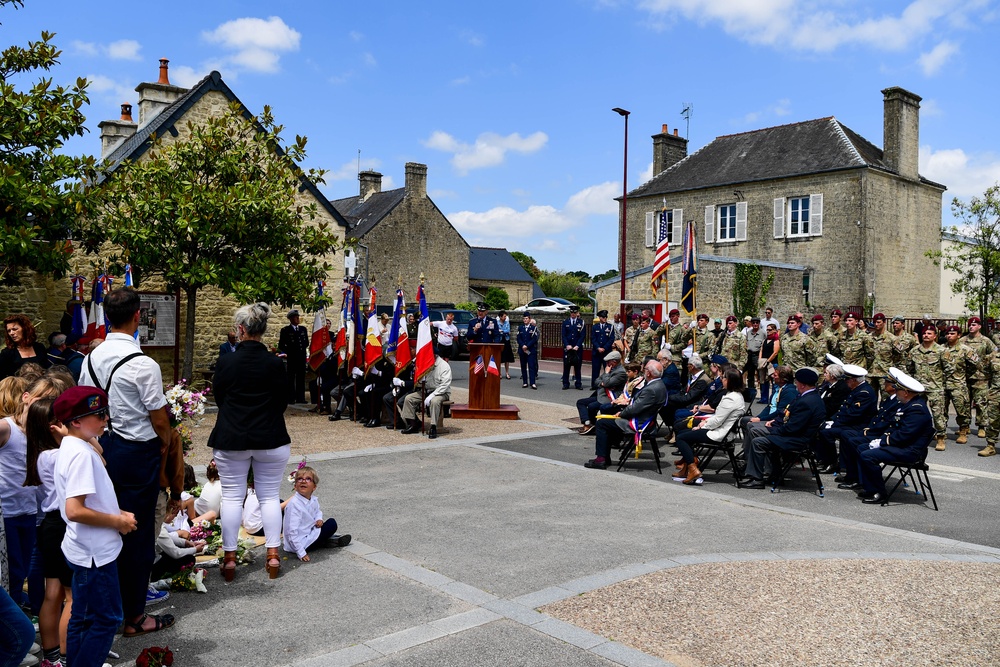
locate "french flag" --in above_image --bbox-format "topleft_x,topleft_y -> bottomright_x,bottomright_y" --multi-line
414,284 -> 435,382
85,275 -> 107,341
487,357 -> 500,377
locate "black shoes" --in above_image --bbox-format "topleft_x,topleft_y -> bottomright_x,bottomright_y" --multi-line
584,458 -> 608,469
329,534 -> 352,547
837,480 -> 861,490
562,386 -> 570,390
428,426 -> 438,439
860,492 -> 885,504
817,464 -> 839,474
401,420 -> 420,435
742,479 -> 765,489
328,412 -> 342,422
364,419 -> 380,428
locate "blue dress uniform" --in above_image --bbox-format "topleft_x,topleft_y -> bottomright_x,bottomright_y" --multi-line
814,369 -> 878,468
562,308 -> 586,389
590,310 -> 615,390
467,302 -> 500,343
516,314 -> 538,388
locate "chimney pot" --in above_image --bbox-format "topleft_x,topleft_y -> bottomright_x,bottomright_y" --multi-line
651,125 -> 688,176
359,170 -> 383,200
662,124 -> 668,133
404,162 -> 428,199
157,58 -> 170,85
673,128 -> 679,136
120,103 -> 133,122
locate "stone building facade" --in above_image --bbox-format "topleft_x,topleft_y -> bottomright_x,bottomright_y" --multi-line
468,247 -> 543,307
615,87 -> 945,320
332,165 -> 470,305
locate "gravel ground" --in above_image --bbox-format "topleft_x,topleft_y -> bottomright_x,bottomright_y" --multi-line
542,559 -> 1000,667
185,387 -> 578,467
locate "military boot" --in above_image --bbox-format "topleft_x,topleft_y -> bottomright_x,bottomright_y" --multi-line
935,436 -> 946,451
957,426 -> 969,444
978,443 -> 996,457
978,427 -> 987,438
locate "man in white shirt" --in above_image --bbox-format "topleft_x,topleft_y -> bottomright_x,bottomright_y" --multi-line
760,307 -> 780,334
78,287 -> 175,638
432,312 -> 459,360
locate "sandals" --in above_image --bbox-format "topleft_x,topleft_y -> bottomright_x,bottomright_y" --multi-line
123,613 -> 175,637
265,547 -> 281,579
222,550 -> 237,582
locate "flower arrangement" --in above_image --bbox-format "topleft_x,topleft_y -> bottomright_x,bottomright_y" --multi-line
288,455 -> 308,482
136,645 -> 174,666
164,379 -> 208,456
187,519 -> 216,543
170,564 -> 207,593
188,519 -> 257,564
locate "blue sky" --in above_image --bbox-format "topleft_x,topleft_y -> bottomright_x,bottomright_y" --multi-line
7,0 -> 1000,281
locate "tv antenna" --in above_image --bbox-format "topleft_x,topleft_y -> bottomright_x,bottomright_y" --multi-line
680,103 -> 693,140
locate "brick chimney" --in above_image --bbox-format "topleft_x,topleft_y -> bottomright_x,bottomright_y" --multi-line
404,162 -> 427,198
359,170 -> 382,200
652,124 -> 688,176
135,58 -> 188,128
882,87 -> 921,181
97,103 -> 137,159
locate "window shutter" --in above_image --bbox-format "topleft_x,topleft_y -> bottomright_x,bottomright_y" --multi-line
735,202 -> 748,241
645,212 -> 655,247
810,193 -> 823,236
671,209 -> 682,246
773,197 -> 785,239
704,205 -> 715,244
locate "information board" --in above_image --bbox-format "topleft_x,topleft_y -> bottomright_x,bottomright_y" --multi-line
137,292 -> 178,348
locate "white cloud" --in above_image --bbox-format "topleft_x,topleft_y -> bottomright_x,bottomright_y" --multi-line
920,98 -> 944,117
169,65 -> 207,88
565,181 -> 621,217
362,52 -> 377,67
920,145 -> 1000,199
72,40 -> 99,57
460,29 -> 485,47
639,161 -> 654,183
85,75 -> 135,104
349,31 -> 364,42
918,40 -> 959,76
741,97 -> 792,125
73,39 -> 141,61
203,16 -> 301,73
423,130 -> 548,174
638,0 -> 985,54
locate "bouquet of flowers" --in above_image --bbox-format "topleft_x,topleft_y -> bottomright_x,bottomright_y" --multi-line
169,564 -> 207,593
187,519 -> 216,543
288,455 -> 308,482
164,380 -> 208,456
136,645 -> 174,666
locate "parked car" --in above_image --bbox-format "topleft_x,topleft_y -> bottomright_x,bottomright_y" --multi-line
405,307 -> 474,359
512,297 -> 575,314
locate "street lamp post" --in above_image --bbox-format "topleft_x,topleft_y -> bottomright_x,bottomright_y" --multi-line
612,107 -> 630,321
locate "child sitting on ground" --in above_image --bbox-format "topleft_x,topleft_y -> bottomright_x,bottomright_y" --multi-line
281,466 -> 351,561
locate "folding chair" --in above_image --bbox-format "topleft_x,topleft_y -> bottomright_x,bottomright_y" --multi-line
616,417 -> 663,474
880,456 -> 938,510
769,438 -> 825,497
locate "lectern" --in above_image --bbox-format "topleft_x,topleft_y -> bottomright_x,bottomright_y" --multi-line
451,342 -> 519,420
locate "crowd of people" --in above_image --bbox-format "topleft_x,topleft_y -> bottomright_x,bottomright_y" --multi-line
576,304 -> 995,494
0,291 -> 351,667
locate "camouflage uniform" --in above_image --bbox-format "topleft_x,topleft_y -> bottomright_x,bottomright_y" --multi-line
634,325 -> 660,361
981,351 -> 1000,456
685,327 -> 717,366
909,342 -> 947,441
780,330 -> 816,371
960,332 -> 997,432
941,341 -> 977,433
667,323 -> 687,372
718,330 -> 747,369
836,329 -> 873,371
893,329 -> 917,367
808,328 -> 837,367
622,325 -> 640,362
868,329 -> 897,400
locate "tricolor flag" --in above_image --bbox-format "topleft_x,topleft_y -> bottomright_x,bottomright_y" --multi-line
414,284 -> 435,382
680,220 -> 697,317
388,289 -> 411,375
309,283 -> 332,371
650,202 -> 671,299
364,287 -> 382,370
124,263 -> 134,287
85,274 -> 107,341
473,354 -> 485,376
487,357 -> 500,377
344,281 -> 360,362
70,276 -> 87,338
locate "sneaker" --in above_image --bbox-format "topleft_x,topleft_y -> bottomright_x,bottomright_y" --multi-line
19,655 -> 39,667
146,585 -> 170,606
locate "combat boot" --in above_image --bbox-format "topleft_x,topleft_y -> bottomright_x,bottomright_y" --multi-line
935,436 -> 946,451
957,426 -> 969,444
978,427 -> 987,438
978,443 -> 996,457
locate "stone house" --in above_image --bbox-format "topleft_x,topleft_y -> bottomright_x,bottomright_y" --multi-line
468,247 -> 543,307
1,60 -> 349,380
331,166 -> 470,306
600,87 -> 945,320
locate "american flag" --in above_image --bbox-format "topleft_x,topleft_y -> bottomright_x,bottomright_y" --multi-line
473,354 -> 485,375
650,204 -> 670,298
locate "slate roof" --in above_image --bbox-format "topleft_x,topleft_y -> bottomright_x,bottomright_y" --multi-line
590,255 -> 807,290
628,117 -> 943,199
330,189 -> 406,238
469,247 -> 544,299
97,71 -> 349,228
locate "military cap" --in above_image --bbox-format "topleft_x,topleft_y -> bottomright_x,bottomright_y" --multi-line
826,353 -> 844,366
889,367 -> 925,393
787,314 -> 802,323
522,311 -> 532,318
812,313 -> 825,322
669,309 -> 680,317
569,304 -> 580,312
476,302 -> 488,310
726,315 -> 737,323
831,309 -> 843,316
842,364 -> 868,378
946,324 -> 961,334
892,315 -> 905,323
846,312 -> 860,320
54,386 -> 109,423
969,316 -> 982,325
711,354 -> 729,366
597,309 -> 608,318
286,309 -> 300,319
873,312 -> 886,321
697,313 -> 709,321
794,367 -> 819,385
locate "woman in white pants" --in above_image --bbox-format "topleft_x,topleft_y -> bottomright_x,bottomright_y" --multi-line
209,303 -> 292,580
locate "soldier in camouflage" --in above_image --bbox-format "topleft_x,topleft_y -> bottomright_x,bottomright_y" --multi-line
891,316 -> 916,366
835,312 -> 873,371
829,309 -> 845,347
959,316 -> 997,437
665,309 -> 687,374
980,350 -> 1000,457
941,325 -> 978,444
633,317 -> 660,362
808,314 -> 837,368
622,313 -> 641,363
685,314 -> 716,367
868,313 -> 897,402
909,324 -> 947,451
717,315 -> 747,370
779,314 -> 815,371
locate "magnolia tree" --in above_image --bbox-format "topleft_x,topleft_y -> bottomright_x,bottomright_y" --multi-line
85,102 -> 342,379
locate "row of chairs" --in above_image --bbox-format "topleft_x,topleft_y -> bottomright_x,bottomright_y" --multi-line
615,391 -> 937,510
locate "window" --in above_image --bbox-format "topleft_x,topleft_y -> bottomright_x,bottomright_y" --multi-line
774,194 -> 823,238
645,209 -> 682,248
704,202 -> 747,243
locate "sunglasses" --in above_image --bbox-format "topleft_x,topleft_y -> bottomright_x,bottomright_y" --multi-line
296,476 -> 315,483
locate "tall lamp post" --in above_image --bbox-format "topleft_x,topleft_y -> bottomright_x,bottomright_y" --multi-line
612,107 -> 630,321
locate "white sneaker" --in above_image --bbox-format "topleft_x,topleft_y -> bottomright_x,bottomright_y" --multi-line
18,654 -> 39,666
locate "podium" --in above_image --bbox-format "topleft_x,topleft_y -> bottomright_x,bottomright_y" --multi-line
451,342 -> 519,420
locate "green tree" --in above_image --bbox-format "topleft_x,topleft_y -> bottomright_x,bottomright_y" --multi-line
567,270 -> 590,282
84,102 -> 343,379
483,286 -> 511,311
592,268 -> 619,282
732,263 -> 774,321
538,270 -> 587,301
0,0 -> 98,283
927,184 -> 1000,320
510,251 -> 541,280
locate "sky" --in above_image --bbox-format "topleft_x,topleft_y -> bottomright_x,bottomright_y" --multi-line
6,0 -> 1000,280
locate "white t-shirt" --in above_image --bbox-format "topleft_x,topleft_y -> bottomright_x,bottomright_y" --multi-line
37,448 -> 60,513
56,435 -> 123,568
193,479 -> 221,517
78,332 -> 167,442
432,321 -> 459,346
282,491 -> 323,559
0,417 -> 36,517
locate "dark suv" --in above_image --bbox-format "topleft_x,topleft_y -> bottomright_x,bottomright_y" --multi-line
373,305 -> 473,359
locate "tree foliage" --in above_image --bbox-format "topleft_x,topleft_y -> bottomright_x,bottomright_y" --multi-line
0,0 -> 99,283
592,268 -> 619,282
732,263 -> 774,321
538,270 -> 587,301
510,251 -> 541,280
927,185 -> 1000,320
483,286 -> 511,311
83,101 -> 343,379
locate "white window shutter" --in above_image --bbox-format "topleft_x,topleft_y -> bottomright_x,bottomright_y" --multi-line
735,202 -> 748,241
645,212 -> 655,247
773,197 -> 785,239
671,209 -> 682,246
704,205 -> 715,244
810,193 -> 823,236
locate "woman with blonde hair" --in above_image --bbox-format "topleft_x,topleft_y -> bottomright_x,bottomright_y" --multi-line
0,377 -> 27,418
